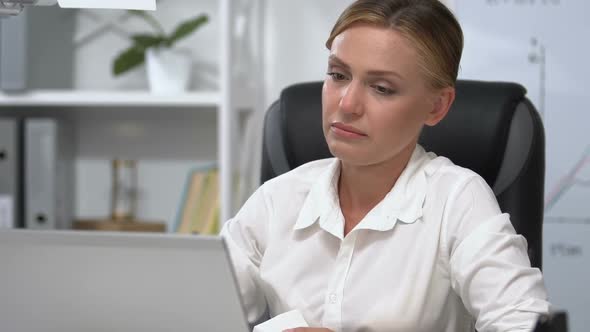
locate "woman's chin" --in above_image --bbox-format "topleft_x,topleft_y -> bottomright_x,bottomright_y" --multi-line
328,143 -> 372,166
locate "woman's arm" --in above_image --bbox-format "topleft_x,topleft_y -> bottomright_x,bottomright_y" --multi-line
444,176 -> 550,331
220,186 -> 272,326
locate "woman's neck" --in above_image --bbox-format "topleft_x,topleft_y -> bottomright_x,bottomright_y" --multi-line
338,144 -> 416,232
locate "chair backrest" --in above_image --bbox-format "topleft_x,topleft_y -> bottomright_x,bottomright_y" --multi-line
261,80 -> 545,269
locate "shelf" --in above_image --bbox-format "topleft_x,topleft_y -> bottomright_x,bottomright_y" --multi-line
0,90 -> 221,108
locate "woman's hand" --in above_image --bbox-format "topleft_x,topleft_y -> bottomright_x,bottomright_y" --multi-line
283,329 -> 334,332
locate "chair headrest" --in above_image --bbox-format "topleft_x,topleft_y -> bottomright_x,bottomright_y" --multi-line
419,80 -> 527,186
275,80 -> 528,188
279,81 -> 331,169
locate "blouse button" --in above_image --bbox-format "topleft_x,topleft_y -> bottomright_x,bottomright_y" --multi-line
329,293 -> 337,304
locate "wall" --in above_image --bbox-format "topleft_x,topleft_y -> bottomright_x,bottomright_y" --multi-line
262,0 -> 352,107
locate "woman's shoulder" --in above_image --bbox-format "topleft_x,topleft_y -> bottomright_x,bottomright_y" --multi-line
422,152 -> 489,192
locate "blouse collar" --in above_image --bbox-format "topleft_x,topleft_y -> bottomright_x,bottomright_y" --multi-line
294,144 -> 435,240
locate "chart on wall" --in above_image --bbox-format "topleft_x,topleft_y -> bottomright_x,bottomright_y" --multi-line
454,1 -> 589,331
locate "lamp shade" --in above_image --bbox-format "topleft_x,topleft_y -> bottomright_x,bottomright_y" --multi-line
57,0 -> 156,10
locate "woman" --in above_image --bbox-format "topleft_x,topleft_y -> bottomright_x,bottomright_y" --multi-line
221,0 -> 550,331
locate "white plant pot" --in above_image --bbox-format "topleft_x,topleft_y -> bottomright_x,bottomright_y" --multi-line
146,48 -> 192,94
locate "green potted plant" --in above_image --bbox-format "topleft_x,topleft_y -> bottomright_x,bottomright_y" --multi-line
113,10 -> 209,93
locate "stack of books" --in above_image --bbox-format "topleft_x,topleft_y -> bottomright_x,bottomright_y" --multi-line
174,166 -> 220,235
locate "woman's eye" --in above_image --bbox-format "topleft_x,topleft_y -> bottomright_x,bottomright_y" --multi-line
327,72 -> 347,81
372,85 -> 394,95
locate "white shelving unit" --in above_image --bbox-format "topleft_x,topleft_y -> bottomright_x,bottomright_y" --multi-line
0,0 -> 265,227
0,91 -> 221,107
219,0 -> 236,225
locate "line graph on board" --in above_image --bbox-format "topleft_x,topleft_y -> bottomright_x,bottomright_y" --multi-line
544,145 -> 590,224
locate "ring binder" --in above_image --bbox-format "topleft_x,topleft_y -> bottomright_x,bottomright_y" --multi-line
0,117 -> 22,228
24,117 -> 74,230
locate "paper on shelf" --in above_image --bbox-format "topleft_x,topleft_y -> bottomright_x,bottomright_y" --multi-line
57,0 -> 156,10
253,309 -> 309,332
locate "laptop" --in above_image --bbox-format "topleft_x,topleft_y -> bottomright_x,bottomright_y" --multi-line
0,229 -> 251,332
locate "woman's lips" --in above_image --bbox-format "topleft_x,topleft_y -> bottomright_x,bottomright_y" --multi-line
330,122 -> 367,138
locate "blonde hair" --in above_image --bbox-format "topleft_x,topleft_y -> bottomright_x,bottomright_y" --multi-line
326,0 -> 463,89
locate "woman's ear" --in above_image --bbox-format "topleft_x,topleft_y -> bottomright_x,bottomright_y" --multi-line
425,87 -> 455,126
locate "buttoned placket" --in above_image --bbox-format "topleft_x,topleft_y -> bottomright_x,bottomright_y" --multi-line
321,230 -> 359,332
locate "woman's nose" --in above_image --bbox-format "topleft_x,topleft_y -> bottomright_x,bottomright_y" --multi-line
338,82 -> 363,115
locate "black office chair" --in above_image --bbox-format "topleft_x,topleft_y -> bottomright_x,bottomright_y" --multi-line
261,80 -> 545,269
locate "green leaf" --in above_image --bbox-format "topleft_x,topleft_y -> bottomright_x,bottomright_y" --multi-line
132,34 -> 166,49
167,14 -> 209,46
112,46 -> 146,76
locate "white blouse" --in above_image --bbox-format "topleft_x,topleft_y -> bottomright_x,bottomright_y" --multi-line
221,145 -> 550,332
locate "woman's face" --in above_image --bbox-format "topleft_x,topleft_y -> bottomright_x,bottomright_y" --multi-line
322,24 -> 449,167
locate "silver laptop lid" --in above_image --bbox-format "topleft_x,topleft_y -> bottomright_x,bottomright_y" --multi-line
0,229 -> 250,332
